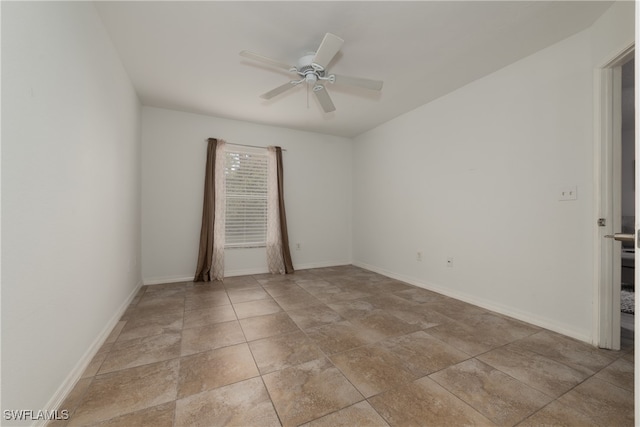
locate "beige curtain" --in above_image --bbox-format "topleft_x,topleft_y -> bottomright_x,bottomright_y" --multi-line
266,146 -> 294,274
194,138 -> 226,281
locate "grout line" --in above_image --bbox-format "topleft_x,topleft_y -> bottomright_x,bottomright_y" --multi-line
67,266 -> 634,426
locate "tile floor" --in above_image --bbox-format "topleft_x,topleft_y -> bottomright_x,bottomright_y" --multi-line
52,265 -> 634,426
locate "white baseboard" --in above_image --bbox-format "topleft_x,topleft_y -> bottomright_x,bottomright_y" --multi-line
294,260 -> 352,270
353,260 -> 592,344
37,280 -> 143,427
143,260 -> 353,286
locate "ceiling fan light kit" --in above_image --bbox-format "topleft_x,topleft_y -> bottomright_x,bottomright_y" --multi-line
240,33 -> 383,113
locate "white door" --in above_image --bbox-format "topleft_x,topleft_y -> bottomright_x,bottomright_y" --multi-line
595,45 -> 634,350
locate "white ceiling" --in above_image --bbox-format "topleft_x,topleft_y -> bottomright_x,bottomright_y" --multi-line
95,1 -> 613,138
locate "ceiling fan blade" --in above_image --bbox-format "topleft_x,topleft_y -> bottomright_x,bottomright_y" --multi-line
260,81 -> 298,100
332,74 -> 384,91
312,33 -> 344,70
240,50 -> 294,71
313,85 -> 336,113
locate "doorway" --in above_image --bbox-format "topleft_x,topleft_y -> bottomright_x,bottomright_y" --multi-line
619,57 -> 634,348
595,44 -> 634,350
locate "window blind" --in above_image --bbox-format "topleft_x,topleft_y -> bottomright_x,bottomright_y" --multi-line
224,149 -> 268,248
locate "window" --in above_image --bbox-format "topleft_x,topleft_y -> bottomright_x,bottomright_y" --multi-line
224,149 -> 268,248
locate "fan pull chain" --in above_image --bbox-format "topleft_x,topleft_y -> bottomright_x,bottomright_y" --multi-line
306,82 -> 310,109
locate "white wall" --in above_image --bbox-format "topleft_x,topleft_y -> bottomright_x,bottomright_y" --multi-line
2,2 -> 141,419
141,107 -> 352,283
352,1 -> 634,342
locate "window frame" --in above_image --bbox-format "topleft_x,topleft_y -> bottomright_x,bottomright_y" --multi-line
223,146 -> 269,249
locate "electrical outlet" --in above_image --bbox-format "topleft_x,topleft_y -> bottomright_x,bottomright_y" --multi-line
416,251 -> 423,261
446,257 -> 454,268
559,185 -> 577,201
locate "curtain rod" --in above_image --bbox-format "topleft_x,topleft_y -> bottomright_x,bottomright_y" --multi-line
211,139 -> 287,152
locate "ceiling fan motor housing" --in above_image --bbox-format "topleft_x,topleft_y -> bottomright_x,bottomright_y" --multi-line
297,53 -> 326,81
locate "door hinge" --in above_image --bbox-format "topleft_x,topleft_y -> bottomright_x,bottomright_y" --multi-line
597,218 -> 606,227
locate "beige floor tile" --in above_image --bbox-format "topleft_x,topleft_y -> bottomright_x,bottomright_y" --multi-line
99,332 -> 181,374
426,312 -> 536,356
314,288 -> 373,304
256,275 -> 296,286
303,284 -> 344,299
249,330 -> 325,374
464,312 -> 539,342
227,287 -> 271,304
305,320 -> 381,355
88,402 -> 175,427
119,303 -> 139,321
183,304 -> 236,329
104,321 -> 127,344
145,281 -> 188,292
55,267 -> 634,427
177,343 -> 259,398
421,297 -> 487,319
96,341 -> 114,356
239,311 -> 299,341
556,377 -> 634,426
430,358 -> 552,425
326,299 -> 377,320
223,275 -> 261,288
300,401 -> 389,427
477,345 -> 589,398
288,304 -> 344,329
295,279 -> 337,294
181,320 -> 245,356
513,330 -> 618,375
263,357 -> 363,426
393,287 -> 448,303
117,310 -> 183,342
364,294 -> 420,311
272,290 -> 322,311
131,285 -> 147,300
175,377 -> 280,427
387,304 -> 455,329
369,279 -> 415,293
330,344 -> 417,397
378,331 -> 470,376
595,357 -> 634,391
138,286 -> 185,300
59,377 -> 93,417
517,401 -> 600,427
369,376 -> 495,426
186,281 -> 226,294
184,290 -> 230,311
344,281 -> 386,294
324,276 -> 360,288
134,294 -> 185,318
233,299 -> 283,319
81,352 -> 108,379
349,310 -> 420,340
263,282 -> 305,297
422,320 -> 500,355
69,359 -> 179,426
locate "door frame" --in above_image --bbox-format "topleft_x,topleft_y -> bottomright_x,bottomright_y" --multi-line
593,43 -> 634,350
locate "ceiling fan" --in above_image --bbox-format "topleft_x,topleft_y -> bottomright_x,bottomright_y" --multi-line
240,33 -> 383,113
